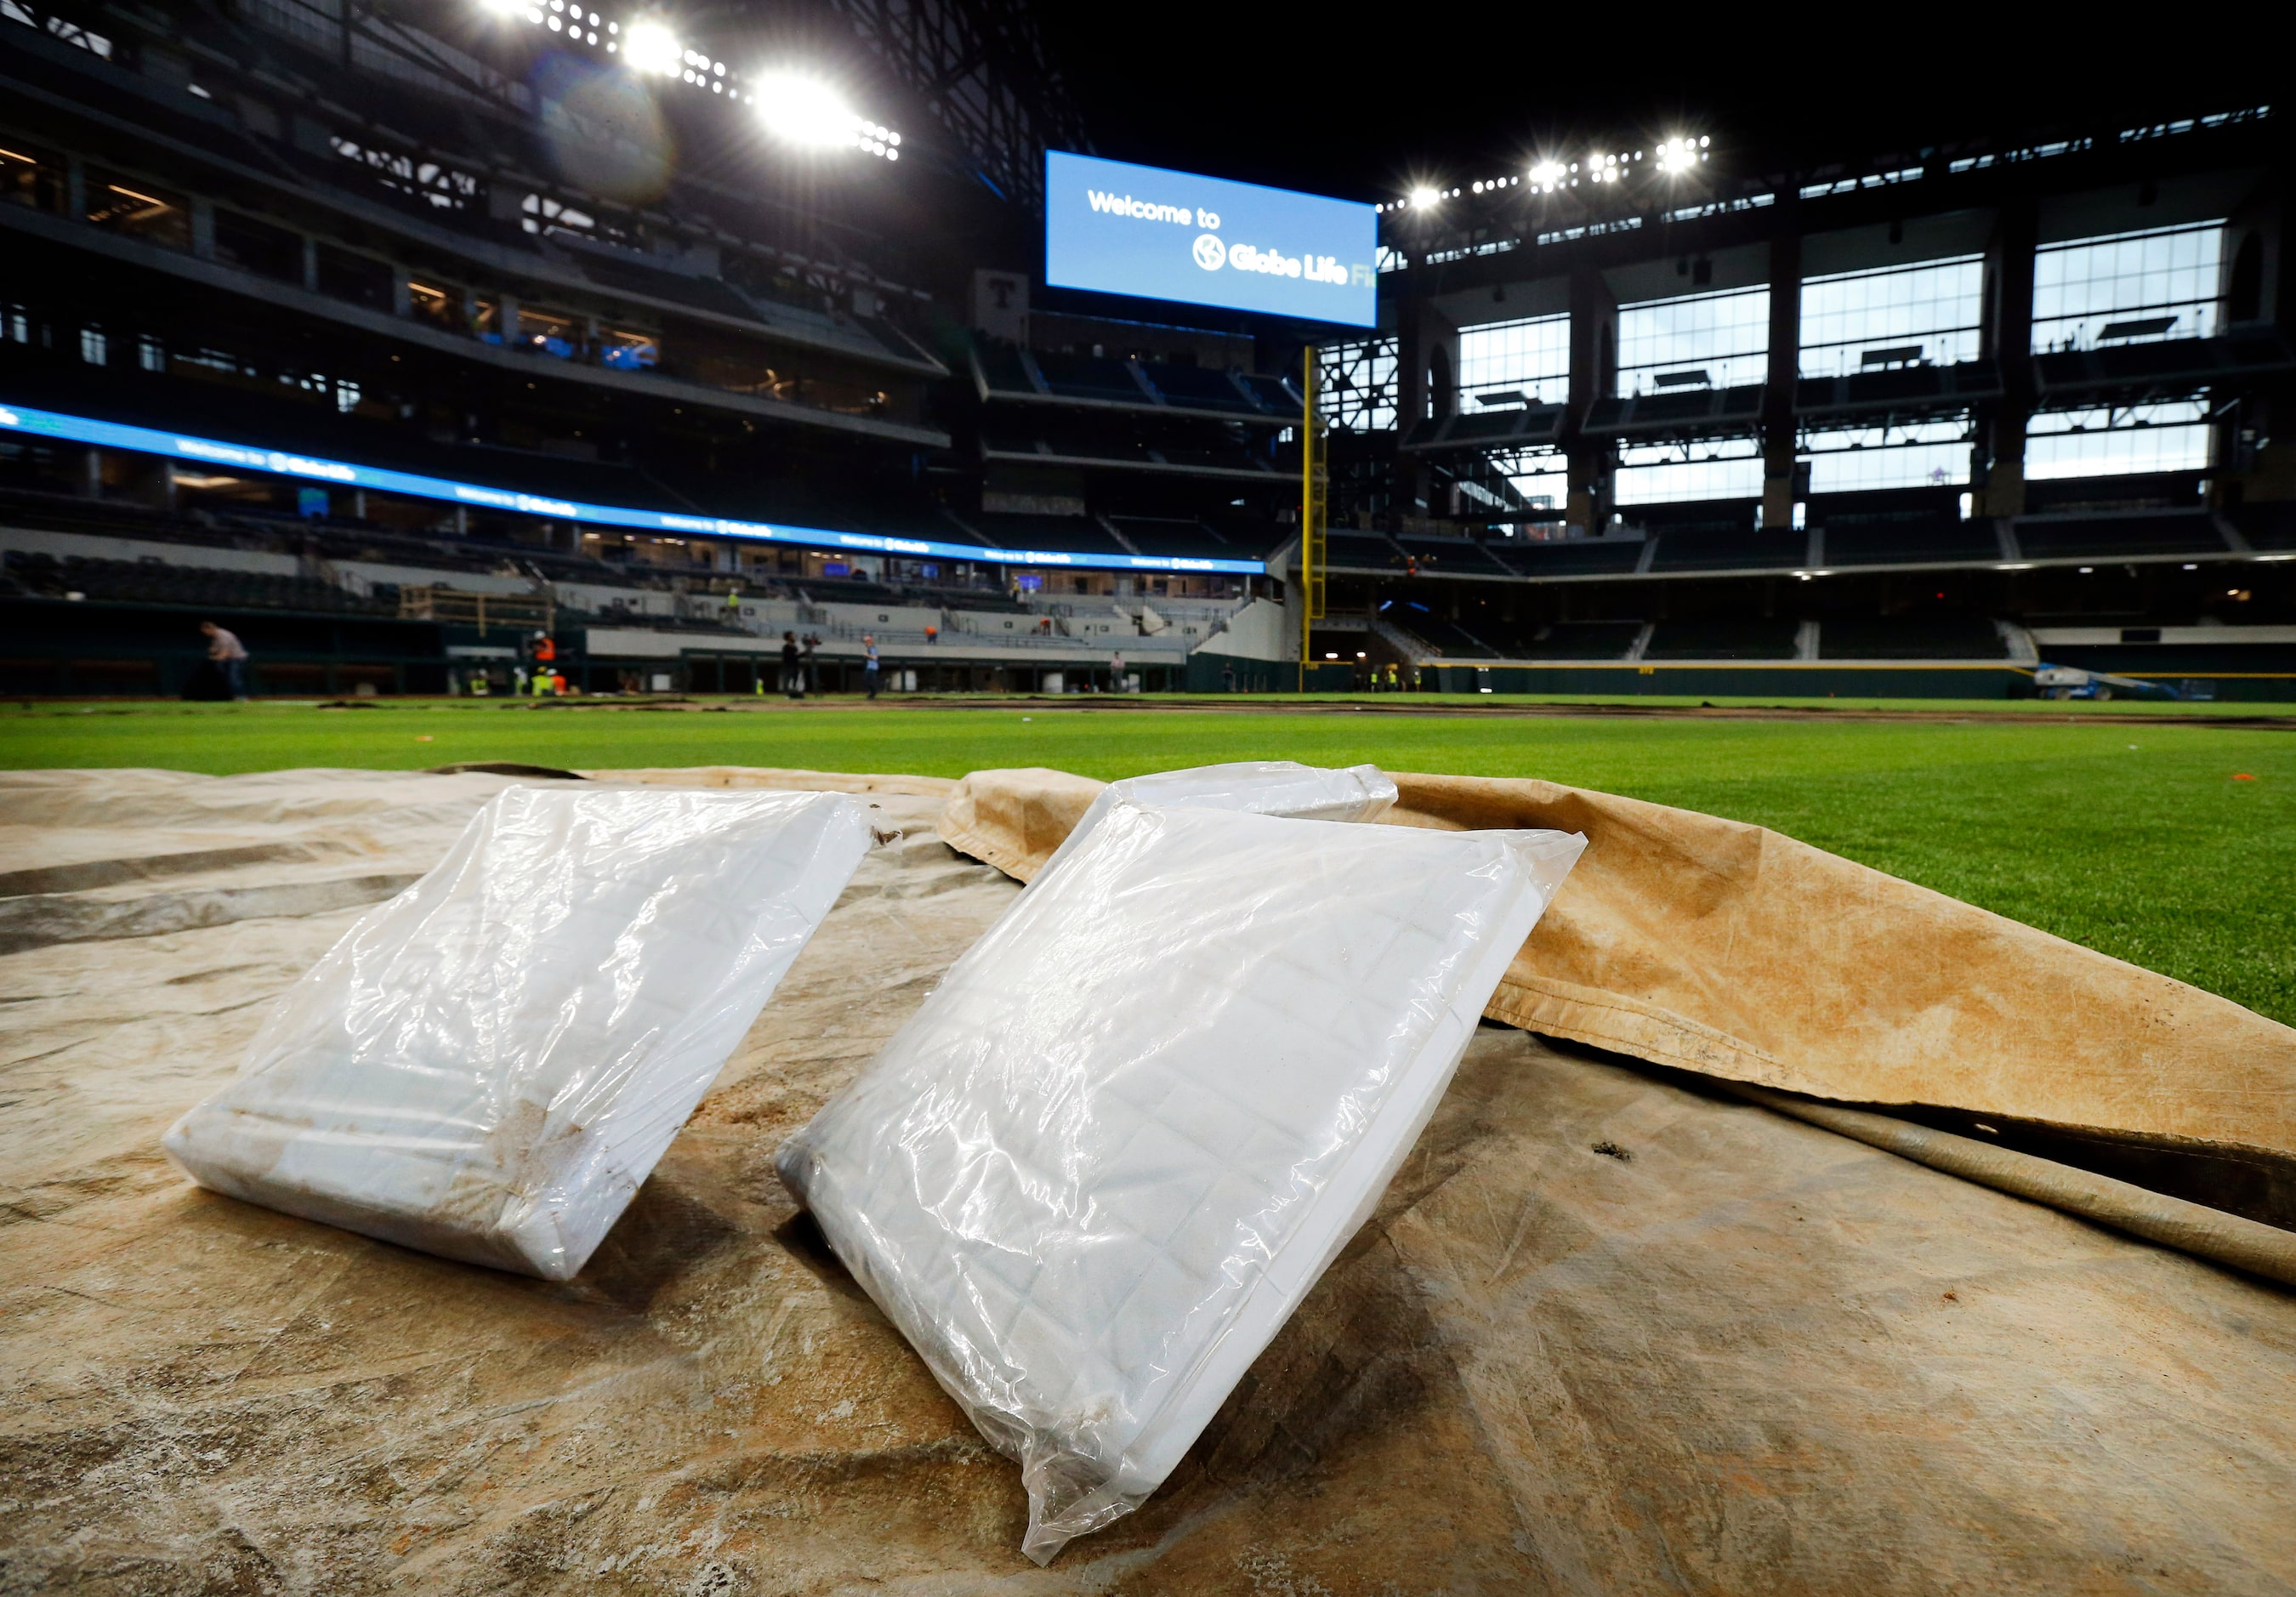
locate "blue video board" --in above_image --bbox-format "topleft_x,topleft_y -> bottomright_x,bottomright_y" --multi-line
1043,151 -> 1378,327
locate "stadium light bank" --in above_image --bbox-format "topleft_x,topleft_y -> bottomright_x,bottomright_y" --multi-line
476,2 -> 901,159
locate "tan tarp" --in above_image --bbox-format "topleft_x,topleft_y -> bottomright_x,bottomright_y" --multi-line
8,767 -> 2296,1592
938,767 -> 2296,1179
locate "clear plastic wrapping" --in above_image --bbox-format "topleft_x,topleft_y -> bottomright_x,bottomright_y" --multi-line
166,786 -> 872,1280
778,800 -> 1584,1561
1036,759 -> 1397,880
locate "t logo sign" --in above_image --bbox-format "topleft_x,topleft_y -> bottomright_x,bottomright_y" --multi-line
1192,233 -> 1227,271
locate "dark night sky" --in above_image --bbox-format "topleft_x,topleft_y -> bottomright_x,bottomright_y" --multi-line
1035,8 -> 2278,202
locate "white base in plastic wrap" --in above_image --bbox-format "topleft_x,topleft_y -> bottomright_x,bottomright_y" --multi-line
779,799 -> 1584,1562
167,786 -> 872,1281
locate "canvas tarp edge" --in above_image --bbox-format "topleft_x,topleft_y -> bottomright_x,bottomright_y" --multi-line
935,764 -> 2296,1213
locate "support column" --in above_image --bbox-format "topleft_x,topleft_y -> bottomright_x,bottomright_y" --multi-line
2217,174 -> 2289,505
1391,296 -> 1458,518
1565,264 -> 1617,535
1761,228 -> 1802,530
1975,197 -> 2037,519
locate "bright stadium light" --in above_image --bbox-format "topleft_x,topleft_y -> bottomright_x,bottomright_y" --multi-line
1408,185 -> 1441,210
1657,136 -> 1708,173
750,71 -> 902,157
1528,160 -> 1566,190
621,19 -> 681,74
754,73 -> 855,145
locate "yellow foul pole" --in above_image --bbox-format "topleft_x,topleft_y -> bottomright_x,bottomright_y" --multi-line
1299,351 -> 1327,691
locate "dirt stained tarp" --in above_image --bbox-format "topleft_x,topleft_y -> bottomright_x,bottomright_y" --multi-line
3,766 -> 2294,1594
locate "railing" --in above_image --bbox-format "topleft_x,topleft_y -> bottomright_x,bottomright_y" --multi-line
801,622 -> 1187,654
397,584 -> 554,637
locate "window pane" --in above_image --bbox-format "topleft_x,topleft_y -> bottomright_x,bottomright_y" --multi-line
2032,222 -> 2223,352
0,141 -> 65,213
84,168 -> 190,250
1802,417 -> 1970,492
1617,285 -> 1768,395
1489,446 -> 1567,511
1799,256 -> 1982,377
1616,437 -> 1764,504
213,210 -> 304,282
2026,401 -> 2212,477
1456,313 -> 1570,406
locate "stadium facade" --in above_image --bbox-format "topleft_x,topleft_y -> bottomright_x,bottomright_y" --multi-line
1,3 -> 2288,698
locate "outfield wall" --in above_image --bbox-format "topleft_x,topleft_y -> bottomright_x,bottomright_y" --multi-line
1418,660 -> 2296,701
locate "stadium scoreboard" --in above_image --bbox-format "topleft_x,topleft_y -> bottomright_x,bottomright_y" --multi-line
1043,151 -> 1377,327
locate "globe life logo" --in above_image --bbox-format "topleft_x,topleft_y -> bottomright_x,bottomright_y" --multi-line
1195,235 -> 1349,284
1080,184 -> 1356,291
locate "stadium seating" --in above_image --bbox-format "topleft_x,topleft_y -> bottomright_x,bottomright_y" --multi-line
1138,364 -> 1260,415
968,513 -> 1134,556
1649,529 -> 1810,572
1032,351 -> 1151,405
2231,502 -> 2296,551
1505,619 -> 1646,659
1391,613 -> 1500,658
1793,359 -> 2003,421
1581,385 -> 1765,439
1818,617 -> 2008,659
1391,611 -> 1639,659
2032,332 -> 2296,401
1236,373 -> 1304,414
1485,539 -> 1645,577
4,550 -> 395,615
1200,514 -> 1293,559
903,584 -> 1031,614
974,342 -> 1041,397
1822,519 -> 2002,565
1392,536 -> 1512,576
1315,531 -> 1399,569
2012,511 -> 2230,560
801,577 -> 906,605
1402,406 -> 1571,454
1110,517 -> 1237,559
1641,619 -> 1800,659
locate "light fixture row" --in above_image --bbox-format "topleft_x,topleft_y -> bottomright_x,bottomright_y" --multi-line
481,1 -> 901,158
1379,135 -> 1711,211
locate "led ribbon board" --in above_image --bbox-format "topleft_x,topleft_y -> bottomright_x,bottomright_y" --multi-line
0,401 -> 1266,575
1044,151 -> 1378,327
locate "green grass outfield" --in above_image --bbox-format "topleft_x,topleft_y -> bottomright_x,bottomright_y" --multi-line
3,694 -> 2290,1026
